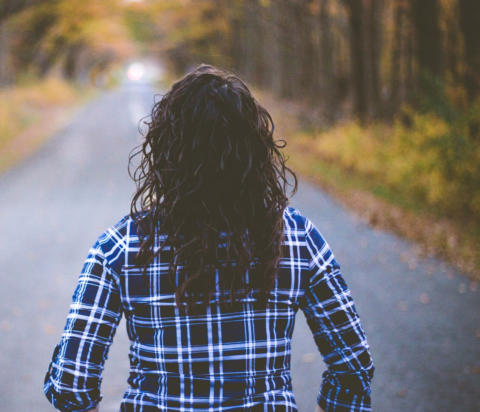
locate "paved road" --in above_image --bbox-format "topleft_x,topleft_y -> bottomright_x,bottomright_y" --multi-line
0,81 -> 479,412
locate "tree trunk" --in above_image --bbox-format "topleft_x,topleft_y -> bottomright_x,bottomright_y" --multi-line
319,0 -> 335,122
297,0 -> 314,99
411,0 -> 442,92
390,0 -> 405,115
458,0 -> 480,101
367,0 -> 383,118
0,20 -> 12,85
344,0 -> 368,123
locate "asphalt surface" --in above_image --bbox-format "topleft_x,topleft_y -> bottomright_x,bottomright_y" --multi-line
0,80 -> 479,412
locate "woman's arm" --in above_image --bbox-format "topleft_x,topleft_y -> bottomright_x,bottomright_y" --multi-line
44,232 -> 123,411
299,217 -> 375,412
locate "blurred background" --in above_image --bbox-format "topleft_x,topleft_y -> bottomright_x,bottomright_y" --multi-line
2,0 -> 480,275
0,0 -> 479,411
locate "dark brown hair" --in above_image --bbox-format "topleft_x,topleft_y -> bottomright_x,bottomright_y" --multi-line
128,63 -> 297,311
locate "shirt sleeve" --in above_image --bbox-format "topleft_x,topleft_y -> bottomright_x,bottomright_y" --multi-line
299,217 -> 374,412
43,232 -> 123,412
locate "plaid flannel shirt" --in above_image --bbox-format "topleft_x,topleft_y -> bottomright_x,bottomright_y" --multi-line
44,206 -> 374,411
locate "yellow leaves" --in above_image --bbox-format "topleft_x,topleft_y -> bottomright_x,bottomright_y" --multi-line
52,0 -> 130,49
162,1 -> 230,44
142,0 -> 234,63
259,0 -> 271,8
424,169 -> 444,205
308,0 -> 321,16
23,77 -> 78,106
81,17 -> 136,58
384,109 -> 456,207
7,0 -> 134,72
293,103 -> 480,221
310,121 -> 387,178
0,77 -> 77,147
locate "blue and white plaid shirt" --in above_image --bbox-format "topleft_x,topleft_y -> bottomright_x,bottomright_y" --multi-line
44,206 -> 374,411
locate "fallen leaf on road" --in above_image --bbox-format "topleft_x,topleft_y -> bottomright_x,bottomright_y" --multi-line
11,306 -> 22,317
376,253 -> 387,264
458,283 -> 467,294
43,323 -> 55,335
470,281 -> 478,292
301,353 -> 316,363
408,260 -> 418,271
420,293 -> 430,304
0,320 -> 12,332
396,388 -> 407,397
397,301 -> 407,312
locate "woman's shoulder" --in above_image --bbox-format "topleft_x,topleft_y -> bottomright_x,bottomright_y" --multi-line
93,212 -> 137,274
98,207 -> 312,260
103,212 -> 133,240
104,210 -> 148,239
283,205 -> 310,233
105,207 -> 311,240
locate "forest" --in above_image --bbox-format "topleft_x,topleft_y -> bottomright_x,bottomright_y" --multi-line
1,0 -> 480,275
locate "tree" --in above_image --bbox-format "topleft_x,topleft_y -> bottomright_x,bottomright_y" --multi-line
458,0 -> 480,101
344,0 -> 368,123
411,0 -> 443,94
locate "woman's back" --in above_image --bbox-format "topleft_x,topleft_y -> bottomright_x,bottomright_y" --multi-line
44,64 -> 373,411
44,205 -> 374,411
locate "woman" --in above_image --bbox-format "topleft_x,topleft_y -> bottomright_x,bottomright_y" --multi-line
44,64 -> 374,411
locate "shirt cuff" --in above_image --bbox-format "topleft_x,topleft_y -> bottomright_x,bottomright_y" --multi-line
44,377 -> 101,412
43,344 -> 102,412
317,378 -> 372,412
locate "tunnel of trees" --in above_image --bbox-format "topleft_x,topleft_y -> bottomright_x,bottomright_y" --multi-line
1,0 -> 480,229
149,0 -> 480,125
1,0 -> 480,275
2,0 -> 480,124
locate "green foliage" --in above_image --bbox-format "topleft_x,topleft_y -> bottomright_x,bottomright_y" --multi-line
413,70 -> 459,122
391,94 -> 480,220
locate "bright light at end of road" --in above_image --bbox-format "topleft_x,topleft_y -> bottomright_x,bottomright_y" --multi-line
127,62 -> 145,81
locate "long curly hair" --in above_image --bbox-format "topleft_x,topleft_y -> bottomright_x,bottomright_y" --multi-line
128,63 -> 297,311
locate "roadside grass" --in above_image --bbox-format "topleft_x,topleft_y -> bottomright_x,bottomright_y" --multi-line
0,77 -> 96,174
254,88 -> 480,281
